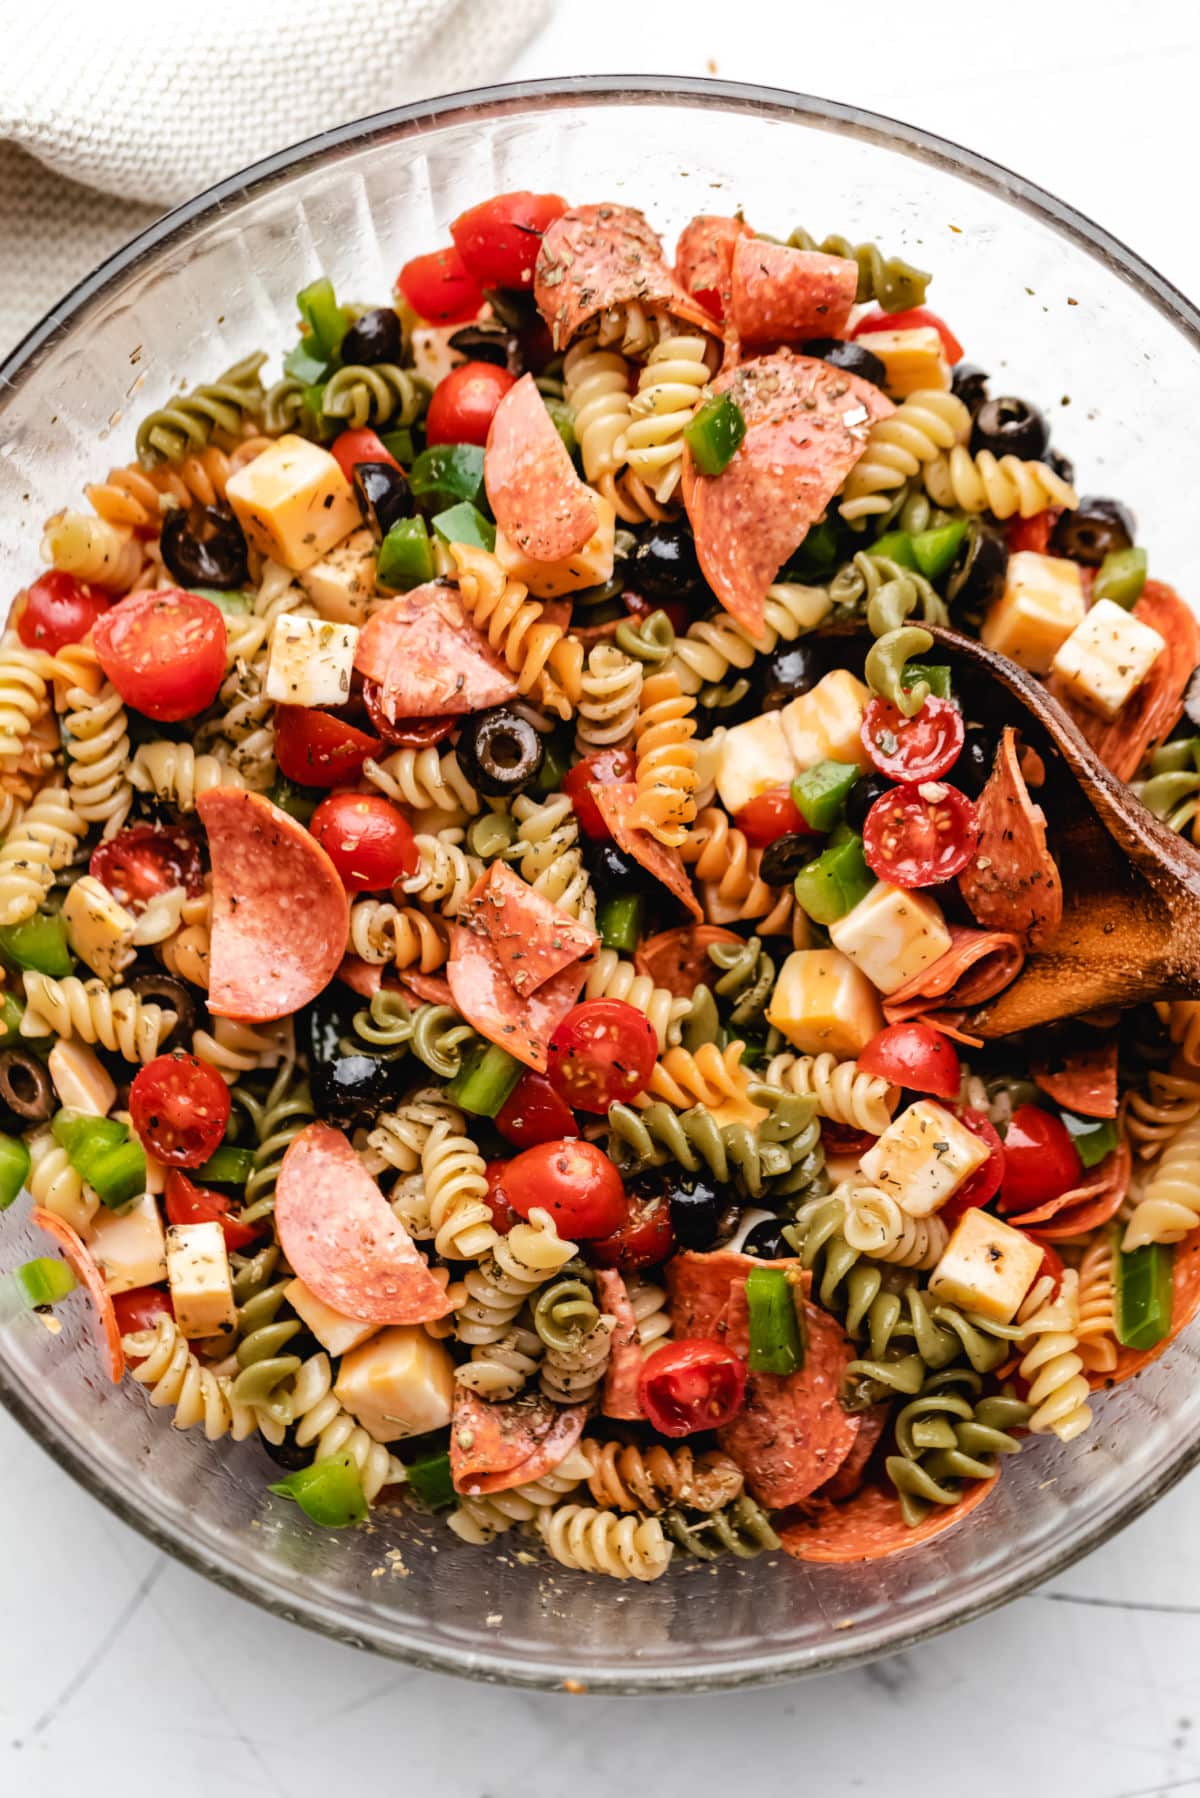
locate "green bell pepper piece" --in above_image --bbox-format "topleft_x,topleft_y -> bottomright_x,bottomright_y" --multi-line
598,894 -> 642,956
900,663 -> 953,700
683,394 -> 746,476
432,501 -> 495,553
745,1266 -> 805,1375
13,1257 -> 76,1309
52,1113 -> 145,1210
793,830 -> 874,926
1060,1111 -> 1119,1170
791,761 -> 860,834
283,338 -> 331,385
446,1042 -> 523,1118
296,278 -> 348,364
912,517 -> 968,580
409,443 -> 486,509
190,588 -> 253,616
405,1449 -> 455,1511
195,1145 -> 255,1186
869,530 -> 918,569
377,515 -> 435,592
536,728 -> 572,795
266,775 -> 319,824
0,1132 -> 30,1210
0,912 -> 72,978
0,992 -> 24,1048
1093,546 -> 1148,610
379,427 -> 416,467
543,396 -> 578,457
785,517 -> 840,577
270,1452 -> 367,1528
1116,1239 -> 1173,1350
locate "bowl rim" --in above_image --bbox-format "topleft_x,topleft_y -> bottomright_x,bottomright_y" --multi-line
3,73 -> 1199,1694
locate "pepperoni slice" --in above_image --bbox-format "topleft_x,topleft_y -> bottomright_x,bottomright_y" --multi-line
883,925 -> 1025,1026
354,583 -> 518,720
446,921 -> 591,1073
31,1208 -> 124,1383
396,968 -> 455,1009
595,1267 -> 644,1420
450,1385 -> 588,1495
681,351 -> 892,637
674,213 -> 754,324
534,202 -> 717,351
1031,1038 -> 1118,1120
728,238 -> 858,345
634,924 -> 743,1000
335,955 -> 384,1000
957,726 -> 1063,950
461,862 -> 598,996
484,374 -> 599,563
779,1475 -> 999,1564
587,782 -> 704,921
818,1404 -> 888,1503
275,1123 -> 454,1325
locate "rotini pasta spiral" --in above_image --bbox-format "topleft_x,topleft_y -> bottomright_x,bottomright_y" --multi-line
368,1089 -> 462,1176
1124,1070 -> 1200,1158
0,639 -> 57,758
21,973 -> 175,1063
765,1051 -> 898,1136
421,1116 -> 499,1262
448,1444 -> 591,1544
923,447 -> 1078,519
226,1245 -> 302,1424
450,542 -> 583,719
352,991 -> 477,1082
574,644 -> 643,753
1016,1271 -> 1093,1443
644,1040 -> 759,1117
321,364 -> 428,431
400,832 -> 482,917
620,332 -> 712,505
235,1064 -> 316,1226
263,375 -> 306,436
191,1016 -> 293,1082
124,1315 -> 257,1442
884,1369 -> 1030,1525
539,1311 -> 615,1404
130,741 -> 245,812
828,549 -> 948,626
610,1088 -> 821,1204
506,793 -> 596,926
680,807 -> 778,926
787,226 -> 930,311
583,1440 -> 743,1514
626,1276 -> 672,1357
1074,1229 -> 1119,1375
1155,1000 -> 1200,1069
26,1126 -> 97,1236
666,582 -> 832,698
456,1325 -> 544,1401
159,891 -> 212,989
562,340 -> 667,525
136,353 -> 267,465
453,1207 -> 576,1345
584,948 -> 690,1051
347,899 -> 447,971
628,670 -> 698,846
286,1351 -> 404,1502
536,1504 -> 672,1582
61,679 -> 133,836
838,390 -> 971,523
1122,1112 -> 1200,1248
364,745 -> 481,815
663,1495 -> 781,1561
41,512 -> 145,593
839,1182 -> 950,1269
707,935 -> 775,1027
0,784 -> 85,926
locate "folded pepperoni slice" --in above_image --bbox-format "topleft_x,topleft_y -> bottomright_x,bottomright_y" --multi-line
354,583 -> 518,720
587,782 -> 704,921
275,1123 -> 454,1325
634,924 -> 743,1000
1031,1038 -> 1118,1120
595,1267 -> 644,1420
31,1207 -> 124,1383
817,1404 -> 888,1504
957,726 -> 1063,950
484,374 -> 598,563
728,238 -> 858,345
1003,1139 -> 1131,1233
883,924 -> 1025,1025
681,351 -> 892,637
535,202 -> 717,351
461,862 -> 598,996
446,921 -> 590,1072
450,1385 -> 588,1495
336,955 -> 384,1000
395,969 -> 455,1009
197,789 -> 348,1023
674,213 -> 755,323
1103,1231 -> 1200,1388
779,1475 -> 999,1564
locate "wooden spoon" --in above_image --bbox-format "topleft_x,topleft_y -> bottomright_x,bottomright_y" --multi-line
817,621 -> 1200,1036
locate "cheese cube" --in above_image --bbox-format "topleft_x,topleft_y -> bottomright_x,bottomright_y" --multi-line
298,528 -> 377,625
494,493 -> 616,600
829,883 -> 951,997
165,1220 -> 236,1342
48,1040 -> 116,1117
981,551 -> 1085,674
779,670 -> 873,773
334,1326 -> 456,1443
765,948 -> 884,1057
929,1206 -> 1044,1323
285,1276 -> 379,1359
226,435 -> 360,572
859,1100 -> 990,1217
714,710 -> 794,815
1050,597 -> 1165,720
61,876 -> 136,986
89,1194 -> 166,1296
856,326 -> 951,397
264,613 -> 359,708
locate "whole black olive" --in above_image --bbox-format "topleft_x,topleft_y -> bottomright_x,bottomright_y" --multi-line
955,724 -> 997,799
352,461 -> 413,537
447,323 -> 519,371
301,989 -> 405,1122
666,1172 -> 724,1251
0,1049 -> 53,1122
970,395 -> 1049,463
946,520 -> 1008,615
740,1217 -> 792,1260
843,772 -> 895,835
339,307 -> 403,367
128,973 -> 197,1043
1045,447 -> 1075,486
583,838 -> 651,898
161,505 -> 248,590
951,361 -> 990,418
1050,496 -> 1136,566
752,639 -> 824,712
759,832 -> 817,886
632,521 -> 702,599
456,707 -> 544,798
801,337 -> 887,387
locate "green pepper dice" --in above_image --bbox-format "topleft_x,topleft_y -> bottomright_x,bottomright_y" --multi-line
377,515 -> 435,592
405,1449 -> 456,1510
683,394 -> 746,477
446,1042 -> 524,1118
745,1267 -> 806,1375
1116,1239 -> 1173,1350
1093,545 -> 1148,609
598,893 -> 643,956
270,1452 -> 367,1528
791,761 -> 860,834
195,1145 -> 255,1186
432,501 -> 495,554
899,662 -> 953,700
792,829 -> 874,926
911,517 -> 968,579
52,1112 -> 146,1210
869,530 -> 918,570
0,1133 -> 30,1211
13,1257 -> 77,1309
0,912 -> 73,979
296,277 -> 349,365
409,443 -> 486,509
1060,1111 -> 1119,1170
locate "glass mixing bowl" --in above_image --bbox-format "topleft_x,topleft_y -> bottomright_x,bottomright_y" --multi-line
2,77 -> 1198,1693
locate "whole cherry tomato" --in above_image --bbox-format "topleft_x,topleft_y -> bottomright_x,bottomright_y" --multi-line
130,1052 -> 232,1168
331,428 -> 401,482
93,588 -> 226,722
425,361 -> 517,447
91,824 -> 204,909
859,1021 -> 961,1100
561,746 -> 636,842
547,999 -> 658,1113
861,695 -> 965,785
638,1340 -> 747,1438
309,792 -> 419,893
996,1105 -> 1083,1216
274,706 -> 381,788
735,786 -> 814,847
164,1169 -> 259,1252
499,1140 -> 628,1240
495,1070 -> 578,1149
17,570 -> 110,651
586,1187 -> 676,1270
862,783 -> 979,887
853,305 -> 964,364
482,1160 -> 520,1235
396,246 -> 483,324
940,1108 -> 1006,1221
450,191 -> 567,289
1007,512 -> 1057,556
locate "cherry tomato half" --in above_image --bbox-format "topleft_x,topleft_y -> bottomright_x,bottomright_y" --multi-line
425,361 -> 517,447
164,1169 -> 259,1252
112,1285 -> 173,1343
309,792 -> 419,894
495,1070 -> 578,1149
92,588 -> 226,723
859,1021 -> 961,1100
274,706 -> 382,788
1007,511 -> 1057,556
819,1119 -> 879,1158
482,1161 -> 520,1235
499,1140 -> 628,1240
16,570 -> 110,652
863,783 -> 979,888
396,246 -> 483,325
450,191 -> 567,290
586,1187 -> 676,1270
547,999 -> 658,1114
861,694 -> 965,785
638,1339 -> 748,1438
996,1104 -> 1083,1216
90,824 -> 204,909
359,680 -> 457,748
331,428 -> 401,482
940,1107 -> 1006,1222
853,305 -> 964,365
130,1052 -> 232,1168
735,786 -> 814,847
562,746 -> 636,842
1037,1243 -> 1066,1300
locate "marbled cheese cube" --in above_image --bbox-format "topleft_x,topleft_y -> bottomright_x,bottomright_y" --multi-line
226,435 -> 360,572
765,948 -> 884,1057
981,551 -> 1085,673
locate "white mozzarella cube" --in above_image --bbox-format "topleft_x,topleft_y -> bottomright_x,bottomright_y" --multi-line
714,710 -> 795,815
285,1276 -> 379,1358
298,528 -> 377,625
1050,598 -> 1165,720
929,1207 -> 1044,1323
89,1194 -> 167,1296
334,1326 -> 456,1443
264,614 -> 359,708
859,1100 -> 990,1217
829,883 -> 952,997
61,876 -> 136,986
225,435 -> 360,572
165,1220 -> 237,1342
765,948 -> 884,1058
981,551 -> 1085,674
47,1040 -> 116,1117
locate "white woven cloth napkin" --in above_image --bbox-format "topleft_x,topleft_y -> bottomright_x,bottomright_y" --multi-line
0,0 -> 551,351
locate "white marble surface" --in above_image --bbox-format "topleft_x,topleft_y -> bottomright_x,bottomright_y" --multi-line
5,3 -> 1200,1793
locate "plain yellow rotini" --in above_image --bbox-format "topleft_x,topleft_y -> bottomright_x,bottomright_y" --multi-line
1122,1111 -> 1200,1249
453,1207 -> 576,1345
628,670 -> 698,847
455,1326 -> 544,1401
41,511 -> 145,592
1074,1230 -> 1119,1375
21,973 -> 176,1063
158,891 -> 212,989
367,1089 -> 463,1176
420,1115 -> 498,1262
1124,1070 -> 1200,1159
192,1016 -> 293,1082
123,1315 -> 258,1441
0,784 -> 85,926
626,1276 -> 672,1357
364,745 -> 481,815
130,741 -> 246,812
765,1051 -> 898,1135
26,1126 -> 98,1236
838,389 -> 971,523
400,833 -> 481,918
1016,1270 -> 1093,1443
448,1444 -> 592,1544
537,1504 -> 673,1581
450,541 -> 583,719
562,340 -> 668,525
838,1184 -> 949,1269
666,582 -> 832,698
922,446 -> 1078,520
347,899 -> 448,971
583,1440 -> 743,1514
619,332 -> 712,505
583,948 -> 690,1052
61,680 -> 132,838
507,792 -> 596,925
286,1352 -> 404,1502
0,637 -> 58,758
574,643 -> 643,753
